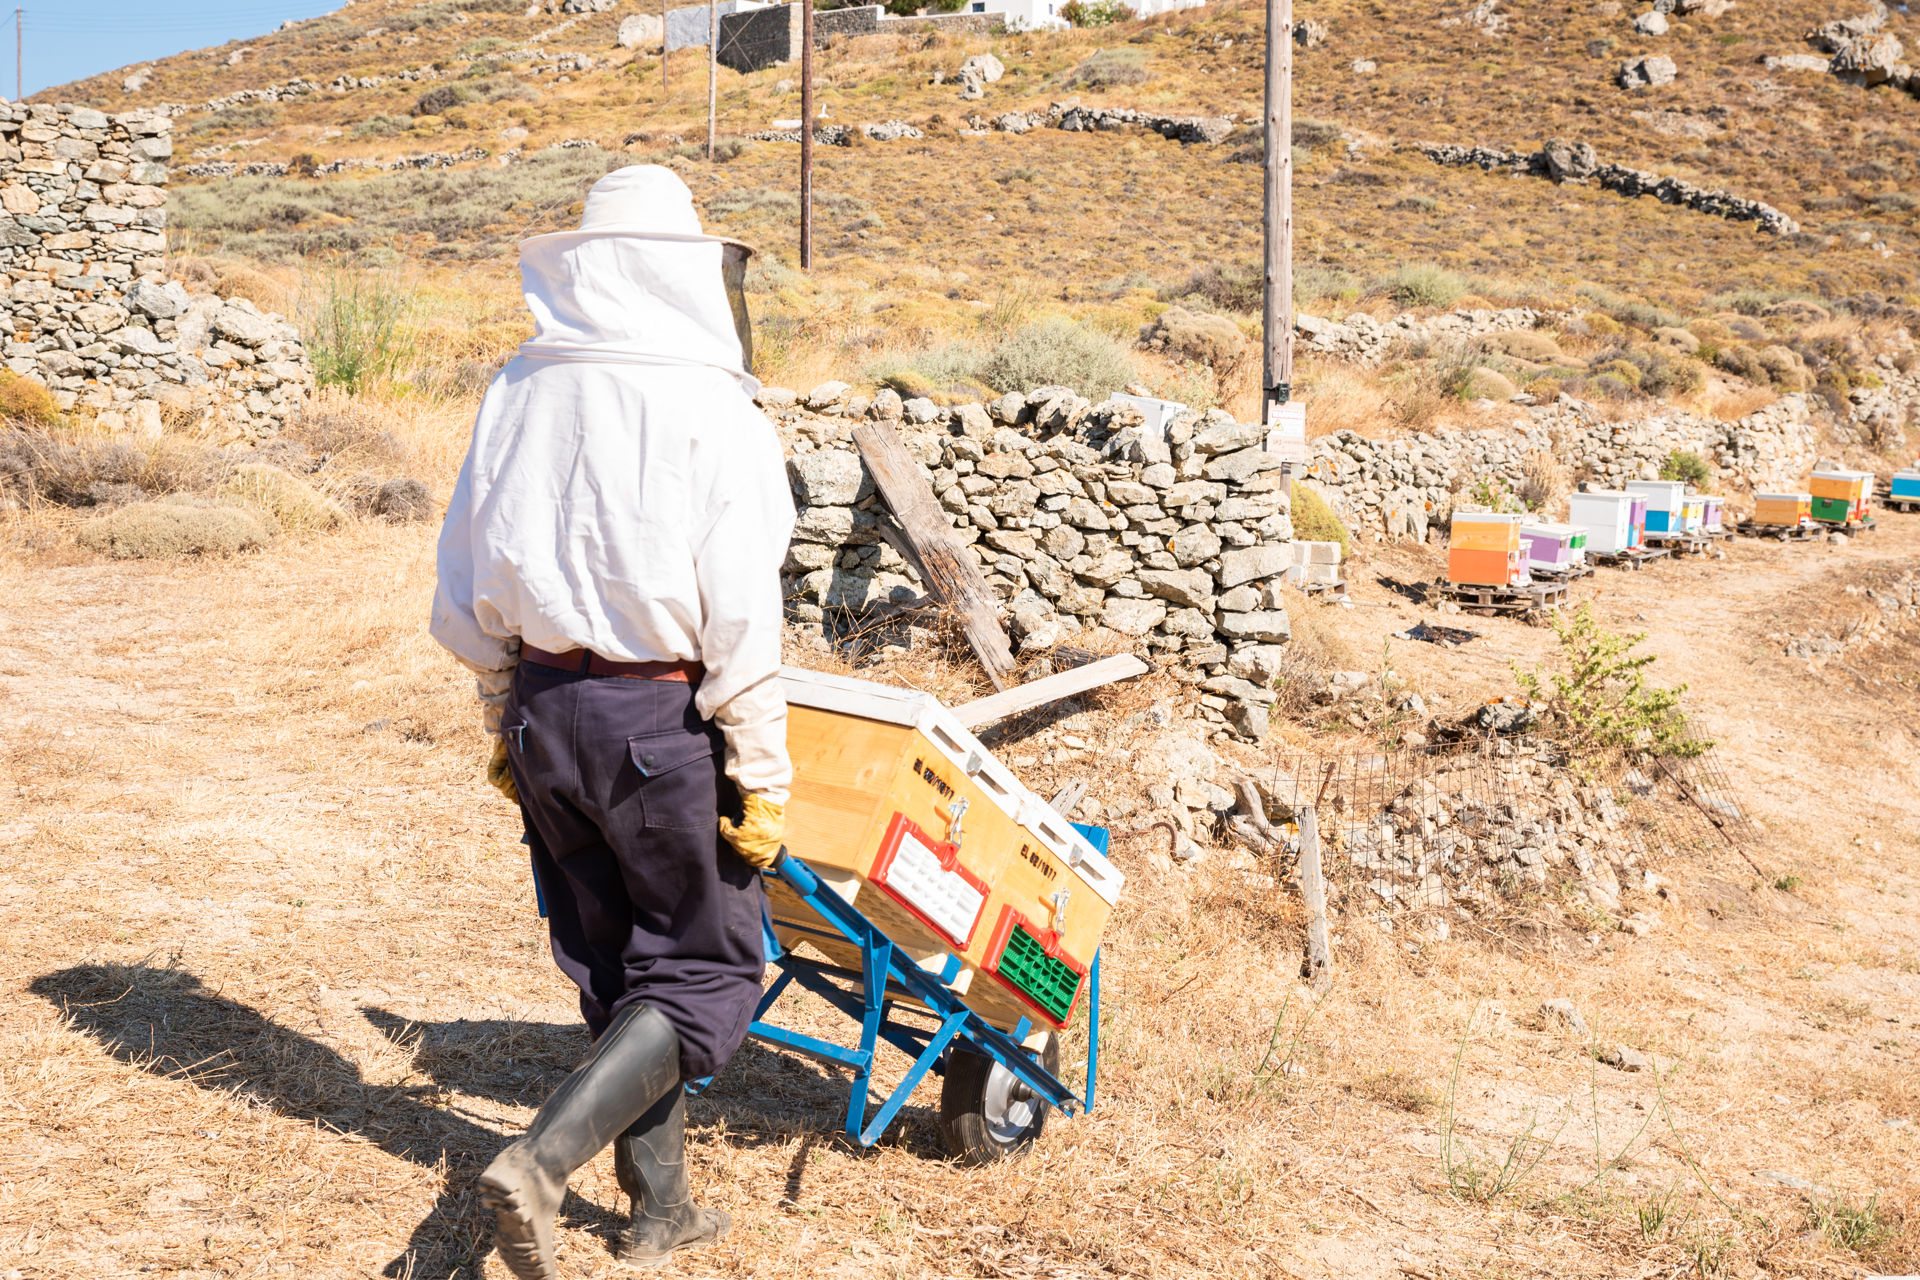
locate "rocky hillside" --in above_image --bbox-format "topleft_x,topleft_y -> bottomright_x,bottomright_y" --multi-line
43,0 -> 1917,294
26,0 -> 1920,430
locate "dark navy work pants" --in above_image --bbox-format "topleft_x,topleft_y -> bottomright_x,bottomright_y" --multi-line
502,660 -> 765,1081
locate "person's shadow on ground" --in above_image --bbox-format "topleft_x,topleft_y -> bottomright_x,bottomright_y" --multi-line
34,961 -> 963,1272
28,962 -> 607,1279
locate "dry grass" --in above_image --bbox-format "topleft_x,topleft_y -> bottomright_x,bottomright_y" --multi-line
2,462 -> 1920,1277
7,1 -> 1920,1266
66,0 -> 1912,399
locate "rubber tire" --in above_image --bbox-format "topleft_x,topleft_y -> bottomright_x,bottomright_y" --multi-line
938,1033 -> 1060,1166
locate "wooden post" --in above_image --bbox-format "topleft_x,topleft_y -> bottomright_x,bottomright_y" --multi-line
663,0 -> 670,90
799,0 -> 814,270
851,423 -> 1016,691
1296,805 -> 1333,994
707,0 -> 719,159
1262,0 -> 1293,415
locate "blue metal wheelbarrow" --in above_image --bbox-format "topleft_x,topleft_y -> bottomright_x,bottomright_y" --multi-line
691,836 -> 1105,1165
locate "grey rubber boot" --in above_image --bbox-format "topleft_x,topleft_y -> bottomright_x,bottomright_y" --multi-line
477,1004 -> 682,1280
613,1087 -> 731,1268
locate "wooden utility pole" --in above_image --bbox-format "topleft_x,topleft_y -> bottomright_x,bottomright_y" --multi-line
14,9 -> 21,104
1262,0 -> 1293,416
706,0 -> 718,159
799,0 -> 814,269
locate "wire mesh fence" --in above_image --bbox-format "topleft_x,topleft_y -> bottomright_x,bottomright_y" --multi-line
1242,730 -> 1763,924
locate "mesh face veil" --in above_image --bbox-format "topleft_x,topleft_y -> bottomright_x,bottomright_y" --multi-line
720,241 -> 754,375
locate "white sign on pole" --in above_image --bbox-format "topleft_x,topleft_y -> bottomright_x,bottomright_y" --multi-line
1264,401 -> 1307,461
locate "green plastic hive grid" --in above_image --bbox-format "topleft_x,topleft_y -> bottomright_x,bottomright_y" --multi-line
995,923 -> 1081,1022
1811,495 -> 1852,524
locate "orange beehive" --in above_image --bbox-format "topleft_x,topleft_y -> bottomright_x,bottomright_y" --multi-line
1449,512 -> 1528,587
1809,470 -> 1873,525
1753,492 -> 1810,526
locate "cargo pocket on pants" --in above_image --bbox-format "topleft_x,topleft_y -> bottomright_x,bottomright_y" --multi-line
627,731 -> 720,830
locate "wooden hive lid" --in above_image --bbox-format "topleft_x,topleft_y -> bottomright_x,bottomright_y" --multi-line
779,666 -> 1126,906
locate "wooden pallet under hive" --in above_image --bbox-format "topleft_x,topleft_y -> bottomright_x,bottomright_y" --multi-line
773,667 -> 1124,1035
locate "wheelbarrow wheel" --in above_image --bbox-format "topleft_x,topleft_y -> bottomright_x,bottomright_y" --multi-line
938,1033 -> 1060,1166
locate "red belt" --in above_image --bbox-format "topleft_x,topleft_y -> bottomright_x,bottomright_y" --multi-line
521,645 -> 703,682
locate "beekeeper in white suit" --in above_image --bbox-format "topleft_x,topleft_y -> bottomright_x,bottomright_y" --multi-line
431,165 -> 794,1277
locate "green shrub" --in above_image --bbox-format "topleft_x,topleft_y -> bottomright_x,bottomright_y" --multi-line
172,148 -> 632,260
864,342 -> 986,395
1066,47 -> 1147,85
1809,1193 -> 1894,1255
1294,264 -> 1364,311
977,319 -> 1133,399
185,103 -> 283,137
1514,603 -> 1706,759
353,114 -> 410,138
219,463 -> 348,532
1575,284 -> 1683,332
1466,474 -> 1525,514
1290,481 -> 1349,556
413,84 -> 475,117
1060,0 -> 1133,28
299,267 -> 416,394
76,501 -> 274,559
1292,117 -> 1344,151
1659,450 -> 1712,491
1390,262 -> 1470,309
1163,262 -> 1261,314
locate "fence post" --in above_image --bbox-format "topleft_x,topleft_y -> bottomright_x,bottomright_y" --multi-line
1297,805 -> 1334,994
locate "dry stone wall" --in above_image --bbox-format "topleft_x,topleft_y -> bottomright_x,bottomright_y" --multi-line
767,384 -> 1308,741
1304,394 -> 1823,542
0,103 -> 310,438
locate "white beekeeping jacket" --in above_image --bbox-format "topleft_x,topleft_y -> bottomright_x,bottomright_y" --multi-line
431,167 -> 797,801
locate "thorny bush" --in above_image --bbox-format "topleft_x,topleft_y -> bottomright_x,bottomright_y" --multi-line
1514,603 -> 1707,760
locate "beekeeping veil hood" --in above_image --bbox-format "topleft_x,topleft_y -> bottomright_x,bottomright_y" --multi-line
515,165 -> 757,394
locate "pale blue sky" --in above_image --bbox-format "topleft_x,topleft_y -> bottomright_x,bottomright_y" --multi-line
22,1 -> 343,98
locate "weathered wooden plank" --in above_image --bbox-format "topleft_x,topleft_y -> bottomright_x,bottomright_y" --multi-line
949,654 -> 1150,729
852,422 -> 1017,691
1296,805 -> 1334,994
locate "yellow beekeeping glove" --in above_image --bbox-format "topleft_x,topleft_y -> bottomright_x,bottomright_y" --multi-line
487,736 -> 520,805
718,793 -> 785,869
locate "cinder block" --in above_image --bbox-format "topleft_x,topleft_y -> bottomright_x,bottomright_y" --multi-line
1301,562 -> 1342,585
1297,540 -> 1342,565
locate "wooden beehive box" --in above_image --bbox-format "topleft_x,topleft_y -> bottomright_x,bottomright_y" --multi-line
1810,470 -> 1873,524
1753,492 -> 1810,526
1449,512 -> 1527,586
1893,469 -> 1920,501
774,667 -> 1124,1034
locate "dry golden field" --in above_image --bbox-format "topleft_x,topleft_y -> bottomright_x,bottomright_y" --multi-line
6,2 -> 1919,1277
2,387 -> 1919,1279
51,0 -> 1920,414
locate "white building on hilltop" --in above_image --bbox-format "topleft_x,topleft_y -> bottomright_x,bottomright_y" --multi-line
956,0 -> 1068,31
958,0 -> 1203,24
